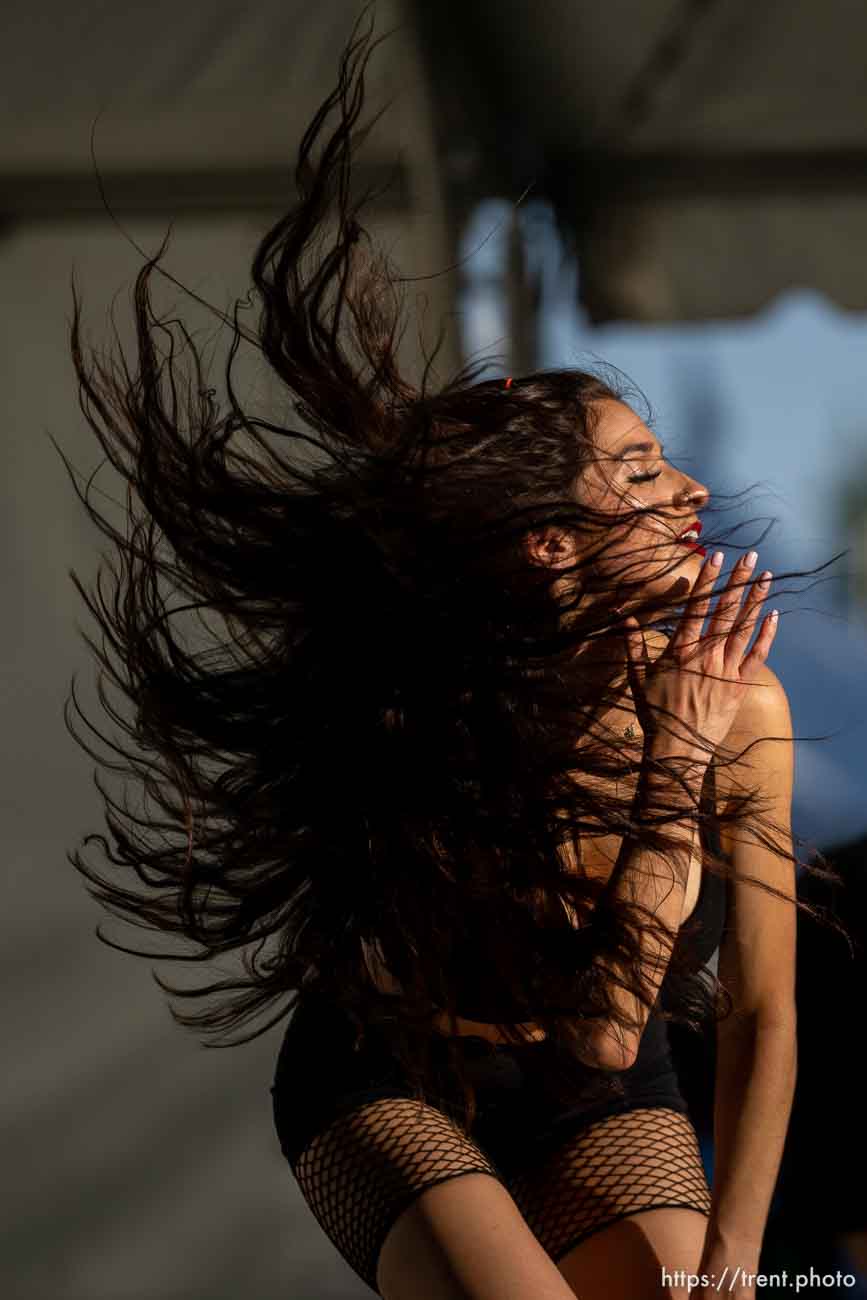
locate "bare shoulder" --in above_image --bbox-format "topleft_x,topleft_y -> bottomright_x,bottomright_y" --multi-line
715,662 -> 793,808
728,662 -> 792,744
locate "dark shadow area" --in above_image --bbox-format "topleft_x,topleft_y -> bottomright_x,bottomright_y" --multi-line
670,836 -> 867,1297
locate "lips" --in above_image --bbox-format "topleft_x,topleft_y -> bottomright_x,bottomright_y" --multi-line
675,518 -> 706,557
676,519 -> 703,542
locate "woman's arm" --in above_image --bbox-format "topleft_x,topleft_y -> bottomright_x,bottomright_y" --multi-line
583,738 -> 711,1069
701,663 -> 798,1275
583,556 -> 778,1072
701,1020 -> 796,1292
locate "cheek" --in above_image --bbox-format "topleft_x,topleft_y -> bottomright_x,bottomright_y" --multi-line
573,471 -> 607,510
592,524 -> 683,583
574,483 -> 676,571
576,475 -> 637,525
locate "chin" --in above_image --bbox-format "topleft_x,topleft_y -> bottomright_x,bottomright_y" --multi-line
639,558 -> 702,606
672,546 -> 706,579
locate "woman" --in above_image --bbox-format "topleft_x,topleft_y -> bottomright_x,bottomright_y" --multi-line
59,9 -> 845,1299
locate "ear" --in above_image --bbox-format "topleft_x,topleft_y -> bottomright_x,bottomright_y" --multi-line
524,525 -> 579,570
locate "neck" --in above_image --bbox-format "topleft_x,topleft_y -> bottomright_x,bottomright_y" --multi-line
569,623 -> 671,736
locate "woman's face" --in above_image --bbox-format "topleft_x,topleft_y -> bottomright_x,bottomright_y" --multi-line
573,398 -> 711,606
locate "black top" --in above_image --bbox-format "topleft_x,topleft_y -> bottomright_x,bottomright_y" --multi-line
450,761 -> 728,1023
669,760 -> 727,972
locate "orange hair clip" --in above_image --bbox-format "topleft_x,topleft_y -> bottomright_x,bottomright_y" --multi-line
504,376 -> 513,389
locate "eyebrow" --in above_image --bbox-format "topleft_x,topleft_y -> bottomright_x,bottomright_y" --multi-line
615,440 -> 664,459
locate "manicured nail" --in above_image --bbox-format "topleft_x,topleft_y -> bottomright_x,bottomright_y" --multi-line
745,550 -> 758,568
757,570 -> 772,587
711,550 -> 724,566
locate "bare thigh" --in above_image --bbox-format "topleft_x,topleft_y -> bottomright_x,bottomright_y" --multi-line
555,1207 -> 709,1299
503,1106 -> 711,1299
292,1094 -> 577,1299
378,1169 -> 583,1300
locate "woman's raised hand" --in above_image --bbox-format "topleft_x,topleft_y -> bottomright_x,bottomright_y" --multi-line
620,550 -> 778,758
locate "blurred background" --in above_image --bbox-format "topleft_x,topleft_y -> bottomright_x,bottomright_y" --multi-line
3,0 -> 865,1295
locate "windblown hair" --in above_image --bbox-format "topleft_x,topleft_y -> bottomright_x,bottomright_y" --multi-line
57,6 -> 848,1130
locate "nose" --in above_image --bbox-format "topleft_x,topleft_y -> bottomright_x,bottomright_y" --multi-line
674,476 -> 709,512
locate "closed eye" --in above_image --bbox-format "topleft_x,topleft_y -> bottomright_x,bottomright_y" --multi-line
628,470 -> 662,483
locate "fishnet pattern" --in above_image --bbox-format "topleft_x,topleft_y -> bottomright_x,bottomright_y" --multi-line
506,1105 -> 712,1263
290,1093 -> 710,1295
291,1096 -> 502,1294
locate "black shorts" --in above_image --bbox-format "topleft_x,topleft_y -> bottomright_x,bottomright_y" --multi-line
271,994 -> 711,1295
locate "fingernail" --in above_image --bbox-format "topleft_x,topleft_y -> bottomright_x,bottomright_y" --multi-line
745,550 -> 758,568
711,550 -> 724,566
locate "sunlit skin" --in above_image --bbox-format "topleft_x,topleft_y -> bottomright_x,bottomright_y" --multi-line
526,398 -> 717,732
524,394 -> 776,865
375,400 -> 772,1043
574,398 -> 711,599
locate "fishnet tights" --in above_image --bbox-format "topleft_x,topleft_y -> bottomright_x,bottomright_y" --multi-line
507,1106 -> 711,1260
291,1097 -> 710,1295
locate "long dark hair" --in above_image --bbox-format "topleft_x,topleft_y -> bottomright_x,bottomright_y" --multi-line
56,5 -> 848,1131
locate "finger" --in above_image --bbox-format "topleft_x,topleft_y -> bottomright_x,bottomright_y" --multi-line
705,550 -> 760,649
738,608 -> 779,679
726,568 -> 772,661
667,549 -> 724,656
